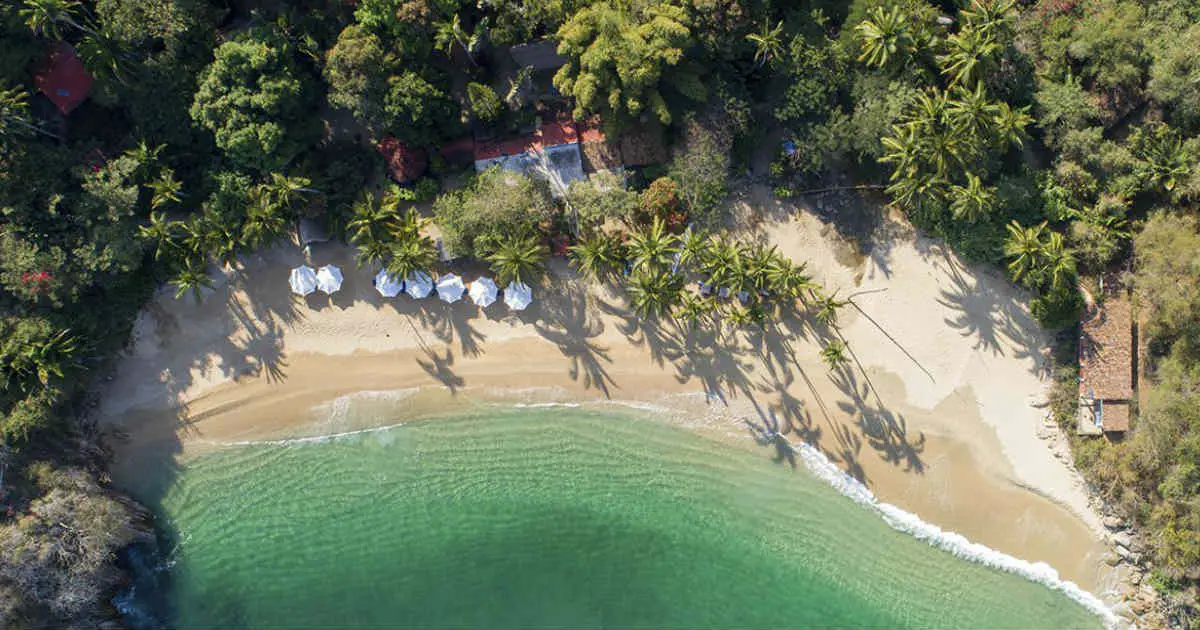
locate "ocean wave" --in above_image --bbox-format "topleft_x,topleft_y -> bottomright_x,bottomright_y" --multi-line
510,402 -> 582,408
789,438 -> 1118,628
225,422 -> 407,446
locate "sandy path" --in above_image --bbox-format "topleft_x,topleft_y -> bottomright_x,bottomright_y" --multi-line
97,194 -> 1117,596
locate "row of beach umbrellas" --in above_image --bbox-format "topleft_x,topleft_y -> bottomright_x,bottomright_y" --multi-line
289,265 -> 532,311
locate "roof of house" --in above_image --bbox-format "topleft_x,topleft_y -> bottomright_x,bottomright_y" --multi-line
473,121 -> 580,162
34,43 -> 93,115
1099,400 -> 1131,432
438,137 -> 476,164
509,40 -> 567,71
377,137 -> 428,182
1079,294 -> 1134,401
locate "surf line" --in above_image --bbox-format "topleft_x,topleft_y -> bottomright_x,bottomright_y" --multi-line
786,436 -> 1118,627
223,421 -> 407,447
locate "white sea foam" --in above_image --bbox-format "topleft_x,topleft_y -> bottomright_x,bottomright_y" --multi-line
225,422 -> 407,446
788,438 -> 1118,628
596,400 -> 671,413
510,402 -> 582,408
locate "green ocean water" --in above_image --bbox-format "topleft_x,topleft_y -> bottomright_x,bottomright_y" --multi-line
130,405 -> 1103,628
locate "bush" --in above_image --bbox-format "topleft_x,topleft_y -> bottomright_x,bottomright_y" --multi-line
466,82 -> 503,125
1030,284 -> 1083,330
432,168 -> 554,257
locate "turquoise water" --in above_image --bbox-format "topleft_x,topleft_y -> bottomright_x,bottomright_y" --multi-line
130,406 -> 1103,628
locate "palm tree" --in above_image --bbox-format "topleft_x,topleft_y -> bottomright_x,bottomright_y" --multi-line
387,205 -> 427,241
241,198 -> 289,250
725,304 -> 759,328
1,82 -> 59,145
78,29 -> 129,83
257,173 -> 314,215
947,82 -> 999,136
1042,231 -> 1077,291
569,232 -> 626,282
939,26 -> 999,87
149,169 -> 183,210
627,269 -> 684,320
138,211 -> 183,261
961,0 -> 1017,36
768,258 -> 817,305
6,327 -> 81,390
854,6 -> 912,69
1134,124 -> 1194,193
348,192 -> 399,250
677,228 -> 710,272
433,13 -> 479,67
948,172 -> 996,222
125,140 -> 163,182
171,258 -> 213,302
19,0 -> 85,40
626,217 -> 680,274
1002,220 -> 1049,285
742,243 -> 780,298
820,339 -> 849,370
183,212 -> 239,269
485,233 -> 548,286
700,237 -> 742,291
746,20 -> 785,68
991,102 -> 1033,149
386,232 -> 438,281
813,290 -> 849,327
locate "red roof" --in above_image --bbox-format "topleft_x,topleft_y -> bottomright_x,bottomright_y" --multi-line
439,137 -> 476,164
473,122 -> 581,162
577,119 -> 607,143
34,43 -> 93,115
376,137 -> 427,182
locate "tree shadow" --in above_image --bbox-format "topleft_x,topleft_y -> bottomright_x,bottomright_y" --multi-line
743,410 -> 797,469
533,281 -> 617,397
416,347 -> 464,394
830,366 -> 925,474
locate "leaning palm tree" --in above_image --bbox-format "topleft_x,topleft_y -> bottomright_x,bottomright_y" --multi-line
386,232 -> 439,281
569,232 -> 626,282
854,6 -> 912,69
171,258 -> 214,303
485,233 -> 548,286
138,211 -> 183,261
820,339 -> 849,370
433,13 -> 479,67
626,217 -> 680,274
627,269 -> 684,320
746,20 -> 785,68
1002,220 -> 1049,285
149,169 -> 183,210
813,289 -> 849,327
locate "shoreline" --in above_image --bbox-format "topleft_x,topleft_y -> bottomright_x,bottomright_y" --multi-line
97,201 -> 1122,602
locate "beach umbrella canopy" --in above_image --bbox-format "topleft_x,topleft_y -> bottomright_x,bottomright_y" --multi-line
437,273 -> 466,303
374,270 -> 404,297
469,277 -> 498,308
405,271 -> 433,299
316,265 -> 344,294
504,281 -> 532,311
289,265 -> 318,296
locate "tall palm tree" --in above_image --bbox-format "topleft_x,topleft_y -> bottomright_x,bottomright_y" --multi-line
78,29 -> 129,84
242,198 -> 289,250
1002,220 -> 1049,285
485,233 -> 548,286
677,228 -> 710,272
948,172 -> 996,223
149,169 -> 183,210
125,140 -> 163,183
433,13 -> 479,67
388,205 -> 427,241
768,258 -> 817,305
938,26 -> 999,87
746,20 -> 785,68
569,232 -> 626,282
1042,231 -> 1077,291
742,243 -> 780,298
991,102 -> 1033,149
171,258 -> 213,303
138,211 -> 183,261
674,293 -> 717,330
257,173 -> 313,216
627,269 -> 684,320
183,212 -> 239,269
627,217 -> 680,274
348,192 -> 399,250
854,6 -> 912,69
947,82 -> 999,136
386,232 -> 438,281
19,0 -> 85,40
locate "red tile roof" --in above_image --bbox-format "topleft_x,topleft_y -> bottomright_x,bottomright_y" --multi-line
34,43 -> 93,115
473,122 -> 581,162
1079,296 -> 1134,401
376,136 -> 427,182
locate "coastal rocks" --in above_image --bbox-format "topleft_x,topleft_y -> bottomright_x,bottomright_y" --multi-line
1114,531 -> 1135,549
1103,514 -> 1127,530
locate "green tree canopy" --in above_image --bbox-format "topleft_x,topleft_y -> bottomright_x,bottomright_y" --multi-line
553,1 -> 705,132
432,167 -> 554,258
190,30 -> 319,172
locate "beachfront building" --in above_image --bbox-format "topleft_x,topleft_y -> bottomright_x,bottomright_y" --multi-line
1077,279 -> 1135,436
34,42 -> 93,116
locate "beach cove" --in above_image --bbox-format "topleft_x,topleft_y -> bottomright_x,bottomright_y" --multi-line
99,195 -> 1123,624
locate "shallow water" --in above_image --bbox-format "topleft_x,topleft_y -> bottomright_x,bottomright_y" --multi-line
127,406 -> 1103,628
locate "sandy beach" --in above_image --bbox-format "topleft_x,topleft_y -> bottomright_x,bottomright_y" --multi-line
97,189 -> 1119,597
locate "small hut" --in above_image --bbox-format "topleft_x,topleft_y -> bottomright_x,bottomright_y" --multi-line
1077,279 -> 1135,435
377,136 -> 428,183
34,43 -> 93,115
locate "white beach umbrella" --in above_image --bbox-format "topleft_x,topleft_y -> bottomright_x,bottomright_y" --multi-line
316,264 -> 344,294
436,273 -> 466,303
504,281 -> 532,311
469,277 -> 498,308
289,265 -> 318,296
405,271 -> 433,298
374,270 -> 404,297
